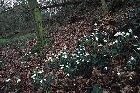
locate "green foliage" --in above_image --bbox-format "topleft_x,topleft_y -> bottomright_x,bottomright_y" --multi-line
0,4 -> 34,35
31,69 -> 54,92
0,33 -> 35,45
91,84 -> 103,93
54,28 -> 139,78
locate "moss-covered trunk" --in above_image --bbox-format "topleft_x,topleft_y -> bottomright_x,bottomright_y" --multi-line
27,0 -> 44,54
101,0 -> 108,15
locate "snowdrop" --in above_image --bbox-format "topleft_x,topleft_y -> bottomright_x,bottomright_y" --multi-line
31,74 -> 36,79
137,48 -> 140,50
117,72 -> 120,76
60,64 -> 64,67
95,37 -> 99,41
76,55 -> 79,58
6,78 -> 11,82
66,65 -> 69,68
63,54 -> 67,58
78,51 -> 80,54
103,39 -> 107,42
34,52 -> 37,55
86,38 -> 88,41
113,40 -> 118,44
94,28 -> 99,31
125,32 -> 130,36
48,57 -> 53,62
76,60 -> 80,64
91,32 -> 95,35
94,23 -> 97,26
17,78 -> 21,83
134,35 -> 138,38
104,67 -> 107,70
40,80 -> 43,83
60,66 -> 64,69
85,52 -> 90,56
130,56 -> 135,61
98,44 -> 103,47
63,52 -> 67,55
128,28 -> 133,33
114,32 -> 124,36
38,70 -> 44,73
66,73 -> 70,76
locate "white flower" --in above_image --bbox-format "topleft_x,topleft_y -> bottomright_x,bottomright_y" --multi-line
40,80 -> 43,83
94,28 -> 99,31
113,40 -> 118,44
78,39 -> 81,41
76,55 -> 79,58
60,66 -> 64,69
91,32 -> 95,35
63,54 -> 67,58
85,52 -> 90,56
103,39 -> 107,42
114,32 -> 123,36
48,57 -> 53,62
31,74 -> 36,79
6,78 -> 11,82
17,78 -> 21,83
76,60 -> 80,64
128,28 -> 132,33
98,44 -> 103,47
38,70 -> 44,73
95,37 -> 98,41
117,72 -> 120,76
66,65 -> 69,68
66,74 -> 70,76
129,77 -> 132,80
134,35 -> 138,38
60,64 -> 64,67
34,53 -> 37,55
56,56 -> 59,59
137,48 -> 140,50
80,48 -> 83,51
125,32 -> 130,36
78,51 -> 80,54
130,56 -> 135,61
94,23 -> 97,26
63,52 -> 67,55
104,67 -> 107,70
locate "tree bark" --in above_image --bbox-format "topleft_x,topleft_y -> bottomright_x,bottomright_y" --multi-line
27,0 -> 44,54
101,0 -> 108,15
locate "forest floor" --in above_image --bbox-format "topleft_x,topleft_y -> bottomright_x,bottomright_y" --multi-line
0,2 -> 140,93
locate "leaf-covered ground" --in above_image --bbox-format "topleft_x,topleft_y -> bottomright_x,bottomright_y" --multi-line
0,3 -> 140,93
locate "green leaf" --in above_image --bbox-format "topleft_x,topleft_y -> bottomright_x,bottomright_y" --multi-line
91,84 -> 103,93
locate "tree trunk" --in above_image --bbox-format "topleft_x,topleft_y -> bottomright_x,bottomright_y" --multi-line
101,0 -> 108,15
27,0 -> 44,54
